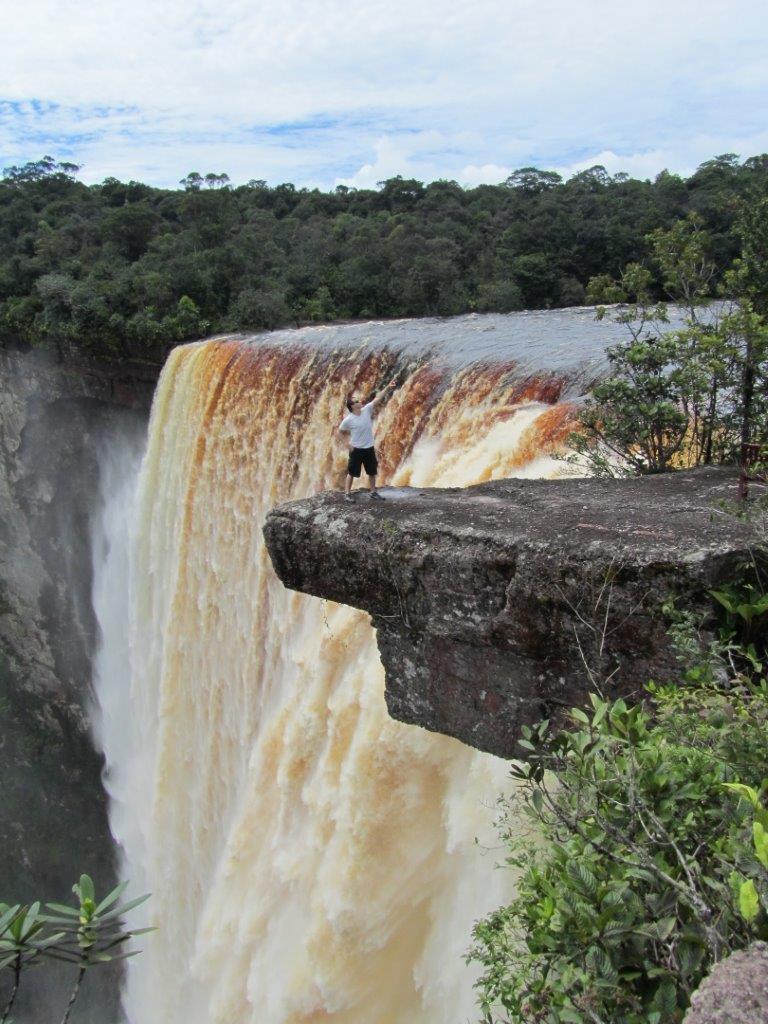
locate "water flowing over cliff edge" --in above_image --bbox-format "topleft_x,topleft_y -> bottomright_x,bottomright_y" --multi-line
91,319 -> 608,1024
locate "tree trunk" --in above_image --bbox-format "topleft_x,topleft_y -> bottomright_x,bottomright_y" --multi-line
739,332 -> 756,500
704,385 -> 718,465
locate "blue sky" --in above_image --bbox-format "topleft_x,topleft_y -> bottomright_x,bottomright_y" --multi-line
2,0 -> 767,189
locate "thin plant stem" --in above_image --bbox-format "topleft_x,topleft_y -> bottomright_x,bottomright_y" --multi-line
1,957 -> 22,1024
60,964 -> 86,1024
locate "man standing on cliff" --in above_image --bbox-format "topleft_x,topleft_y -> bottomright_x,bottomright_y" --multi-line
339,380 -> 397,502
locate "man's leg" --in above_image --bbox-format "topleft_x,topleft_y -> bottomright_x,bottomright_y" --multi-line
345,449 -> 360,500
364,448 -> 382,496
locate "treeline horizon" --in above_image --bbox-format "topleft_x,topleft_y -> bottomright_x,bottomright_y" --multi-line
1,153 -> 767,363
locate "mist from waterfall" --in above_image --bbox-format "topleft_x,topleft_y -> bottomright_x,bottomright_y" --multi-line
91,328 -> 585,1024
90,426 -> 147,904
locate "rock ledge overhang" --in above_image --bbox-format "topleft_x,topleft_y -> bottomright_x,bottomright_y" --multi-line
263,468 -> 765,758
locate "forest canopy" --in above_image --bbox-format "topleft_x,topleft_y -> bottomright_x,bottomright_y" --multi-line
1,153 -> 767,363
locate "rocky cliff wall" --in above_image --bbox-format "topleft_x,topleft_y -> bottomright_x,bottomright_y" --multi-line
0,345 -> 155,1020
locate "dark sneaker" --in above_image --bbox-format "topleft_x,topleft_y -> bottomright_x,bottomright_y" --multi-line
370,490 -> 385,500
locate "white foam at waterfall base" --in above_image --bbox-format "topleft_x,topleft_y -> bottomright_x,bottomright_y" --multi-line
90,340 -> 582,1024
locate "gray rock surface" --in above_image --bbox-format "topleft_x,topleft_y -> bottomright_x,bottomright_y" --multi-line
264,469 -> 766,757
0,345 -> 155,1020
683,942 -> 768,1024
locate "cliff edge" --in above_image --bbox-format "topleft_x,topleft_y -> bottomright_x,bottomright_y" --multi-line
264,469 -> 765,757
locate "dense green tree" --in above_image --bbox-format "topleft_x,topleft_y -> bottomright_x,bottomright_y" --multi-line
504,167 -> 563,193
1,154 -> 767,362
475,280 -> 524,313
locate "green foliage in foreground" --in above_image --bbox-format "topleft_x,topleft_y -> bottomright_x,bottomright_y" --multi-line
1,153 -> 767,361
469,576 -> 768,1024
0,875 -> 149,1024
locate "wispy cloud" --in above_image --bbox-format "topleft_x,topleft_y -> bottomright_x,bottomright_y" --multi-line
1,0 -> 767,187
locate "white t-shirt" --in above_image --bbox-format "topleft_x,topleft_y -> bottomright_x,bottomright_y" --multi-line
340,401 -> 375,448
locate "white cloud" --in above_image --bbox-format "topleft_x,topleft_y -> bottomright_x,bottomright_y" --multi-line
1,0 -> 767,187
558,150 -> 678,181
459,164 -> 512,187
559,130 -> 768,182
336,138 -> 411,190
334,132 -> 487,189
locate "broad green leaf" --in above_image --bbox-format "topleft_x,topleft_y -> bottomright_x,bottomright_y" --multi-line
98,893 -> 151,923
739,879 -> 760,922
36,949 -> 82,965
592,701 -> 608,727
655,916 -> 677,941
76,875 -> 95,903
678,940 -> 704,976
21,902 -> 40,936
585,945 -> 618,984
84,949 -> 140,965
45,902 -> 80,918
724,782 -> 759,807
0,904 -> 21,935
567,861 -> 598,897
651,979 -> 678,1015
711,590 -> 736,613
95,881 -> 129,916
753,821 -> 768,869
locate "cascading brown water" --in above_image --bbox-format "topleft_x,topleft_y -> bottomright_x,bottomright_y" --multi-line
93,332 -> 585,1024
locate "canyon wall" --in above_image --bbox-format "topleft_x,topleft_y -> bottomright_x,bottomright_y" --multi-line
0,345 -> 155,1019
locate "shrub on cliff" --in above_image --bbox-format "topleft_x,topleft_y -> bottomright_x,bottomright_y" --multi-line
570,203 -> 768,479
469,576 -> 768,1024
469,683 -> 768,1024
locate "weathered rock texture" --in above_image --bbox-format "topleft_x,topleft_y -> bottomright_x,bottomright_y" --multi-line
265,469 -> 765,758
0,345 -> 155,1020
683,942 -> 768,1024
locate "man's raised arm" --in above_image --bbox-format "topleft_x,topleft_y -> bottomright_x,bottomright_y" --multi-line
370,379 -> 398,409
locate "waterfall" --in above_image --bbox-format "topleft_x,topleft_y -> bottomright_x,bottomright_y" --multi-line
92,337 -> 578,1024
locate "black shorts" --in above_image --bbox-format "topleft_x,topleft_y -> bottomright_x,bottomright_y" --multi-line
347,446 -> 378,478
